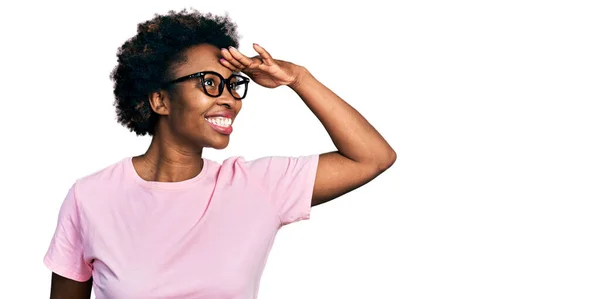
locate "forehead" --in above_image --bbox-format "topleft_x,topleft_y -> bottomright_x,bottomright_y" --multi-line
172,44 -> 231,78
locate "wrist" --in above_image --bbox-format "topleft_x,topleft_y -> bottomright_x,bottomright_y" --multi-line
288,65 -> 310,90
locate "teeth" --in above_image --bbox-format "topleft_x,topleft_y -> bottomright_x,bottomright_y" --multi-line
206,117 -> 232,127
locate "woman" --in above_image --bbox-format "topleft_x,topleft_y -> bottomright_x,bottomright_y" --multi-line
45,9 -> 396,298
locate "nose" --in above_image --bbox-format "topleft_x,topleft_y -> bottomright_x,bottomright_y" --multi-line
216,91 -> 237,109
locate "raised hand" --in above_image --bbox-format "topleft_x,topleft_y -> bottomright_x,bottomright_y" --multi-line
220,44 -> 303,89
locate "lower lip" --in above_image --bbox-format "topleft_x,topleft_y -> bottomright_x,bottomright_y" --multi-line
206,119 -> 233,135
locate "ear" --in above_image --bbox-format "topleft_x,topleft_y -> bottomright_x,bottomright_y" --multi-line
148,90 -> 170,116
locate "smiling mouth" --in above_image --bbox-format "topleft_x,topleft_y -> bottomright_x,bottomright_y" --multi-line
205,116 -> 232,127
205,116 -> 233,135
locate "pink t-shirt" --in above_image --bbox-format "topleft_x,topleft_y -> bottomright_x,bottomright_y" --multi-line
44,154 -> 319,298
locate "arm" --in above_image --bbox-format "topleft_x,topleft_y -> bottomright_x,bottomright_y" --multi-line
50,273 -> 93,299
221,44 -> 396,206
45,185 -> 94,298
289,68 -> 396,206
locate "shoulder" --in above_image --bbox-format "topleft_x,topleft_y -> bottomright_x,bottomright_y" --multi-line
220,154 -> 316,169
217,155 -> 319,180
72,157 -> 131,198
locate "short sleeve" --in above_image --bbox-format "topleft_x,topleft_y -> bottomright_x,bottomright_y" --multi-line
43,183 -> 92,282
247,155 -> 319,226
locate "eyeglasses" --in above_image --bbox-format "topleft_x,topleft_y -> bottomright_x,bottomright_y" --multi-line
162,71 -> 250,100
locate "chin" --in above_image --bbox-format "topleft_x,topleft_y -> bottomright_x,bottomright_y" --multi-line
209,139 -> 230,150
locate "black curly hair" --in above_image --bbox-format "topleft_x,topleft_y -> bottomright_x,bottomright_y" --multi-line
110,9 -> 240,136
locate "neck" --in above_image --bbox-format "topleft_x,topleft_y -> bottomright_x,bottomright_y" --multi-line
132,130 -> 204,183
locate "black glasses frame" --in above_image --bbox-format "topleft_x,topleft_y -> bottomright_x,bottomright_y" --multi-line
162,71 -> 250,100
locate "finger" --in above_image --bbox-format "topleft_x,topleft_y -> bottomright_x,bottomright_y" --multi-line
219,58 -> 242,72
230,50 -> 265,69
249,58 -> 265,69
221,48 -> 245,70
228,47 -> 256,68
252,43 -> 275,66
220,48 -> 245,70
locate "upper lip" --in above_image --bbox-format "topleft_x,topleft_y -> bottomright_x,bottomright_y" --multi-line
204,111 -> 234,119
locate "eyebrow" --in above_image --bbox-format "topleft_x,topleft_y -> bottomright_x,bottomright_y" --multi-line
205,69 -> 238,78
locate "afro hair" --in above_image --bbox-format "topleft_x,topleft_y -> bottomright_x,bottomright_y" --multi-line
110,9 -> 240,136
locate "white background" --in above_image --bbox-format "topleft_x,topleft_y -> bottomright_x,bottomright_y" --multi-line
0,0 -> 598,298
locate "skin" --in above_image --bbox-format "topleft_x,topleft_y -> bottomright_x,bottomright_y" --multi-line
50,43 -> 396,298
50,273 -> 92,299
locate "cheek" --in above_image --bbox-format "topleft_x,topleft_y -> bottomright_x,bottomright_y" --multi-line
172,93 -> 213,129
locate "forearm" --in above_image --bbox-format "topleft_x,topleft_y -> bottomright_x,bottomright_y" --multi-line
289,66 -> 396,169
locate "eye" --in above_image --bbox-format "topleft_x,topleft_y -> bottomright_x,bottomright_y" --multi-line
203,78 -> 216,87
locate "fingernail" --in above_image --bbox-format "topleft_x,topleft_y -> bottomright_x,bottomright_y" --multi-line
229,46 -> 237,51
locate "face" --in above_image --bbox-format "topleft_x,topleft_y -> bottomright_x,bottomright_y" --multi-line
150,44 -> 244,150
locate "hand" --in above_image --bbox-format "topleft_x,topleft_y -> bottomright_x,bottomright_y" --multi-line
220,44 -> 303,89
